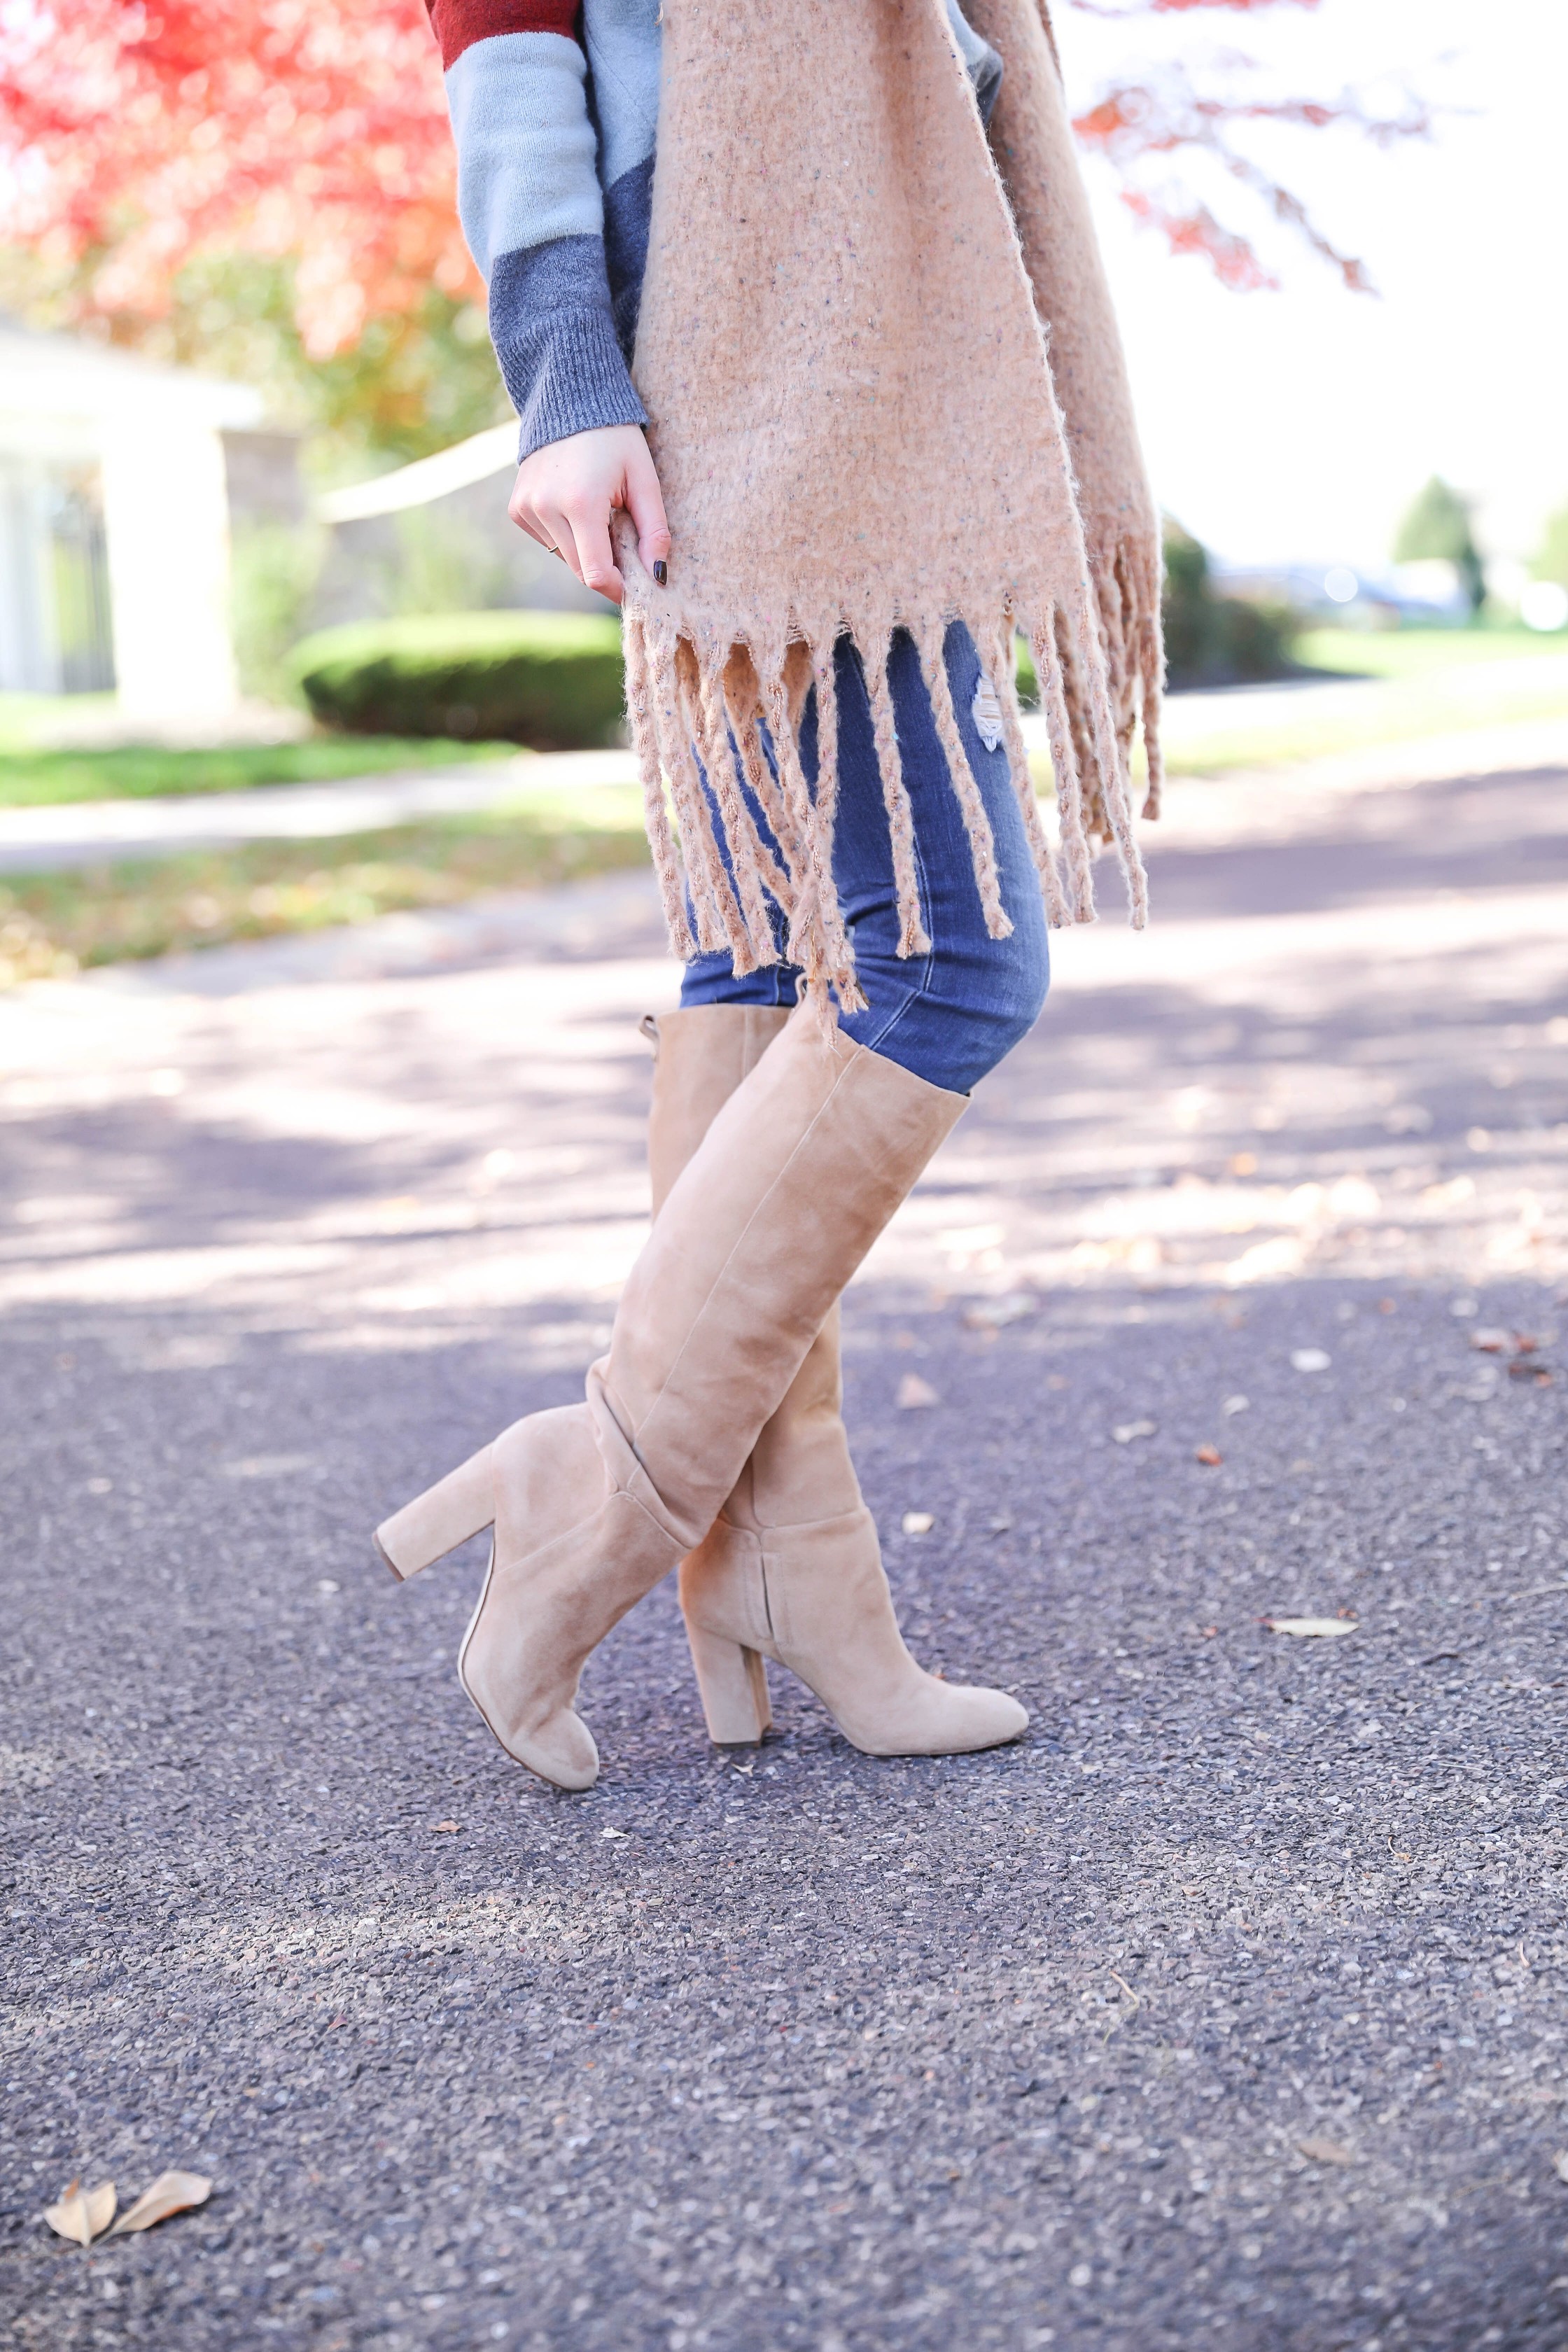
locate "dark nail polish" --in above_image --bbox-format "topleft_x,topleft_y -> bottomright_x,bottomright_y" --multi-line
652,559 -> 668,587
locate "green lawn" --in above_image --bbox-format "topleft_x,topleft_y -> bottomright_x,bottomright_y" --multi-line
1155,625 -> 1568,777
0,733 -> 514,811
7,628 -> 1560,811
0,785 -> 650,983
0,693 -> 121,752
8,623 -> 1565,981
1294,624 -> 1568,680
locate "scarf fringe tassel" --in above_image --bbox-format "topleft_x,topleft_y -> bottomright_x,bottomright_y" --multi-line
624,564 -> 1158,1016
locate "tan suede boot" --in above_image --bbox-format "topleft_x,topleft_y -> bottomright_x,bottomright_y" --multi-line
648,1005 -> 1030,1760
374,1002 -> 978,1790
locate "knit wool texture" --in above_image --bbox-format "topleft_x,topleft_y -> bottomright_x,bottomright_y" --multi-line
967,0 -> 1166,827
617,0 -> 1162,1008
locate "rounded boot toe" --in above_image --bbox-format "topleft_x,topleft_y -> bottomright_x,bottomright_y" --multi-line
850,1679 -> 1029,1757
512,1707 -> 601,1792
976,1688 -> 1030,1748
921,1682 -> 1028,1754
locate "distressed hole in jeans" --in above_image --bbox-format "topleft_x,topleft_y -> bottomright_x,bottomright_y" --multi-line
971,671 -> 1004,752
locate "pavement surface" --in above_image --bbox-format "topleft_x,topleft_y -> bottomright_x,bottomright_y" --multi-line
2,732 -> 1567,2352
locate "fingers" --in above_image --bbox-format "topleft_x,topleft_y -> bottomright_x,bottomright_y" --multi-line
622,439 -> 671,582
506,482 -> 554,551
505,429 -> 668,606
562,503 -> 623,606
517,493 -> 619,605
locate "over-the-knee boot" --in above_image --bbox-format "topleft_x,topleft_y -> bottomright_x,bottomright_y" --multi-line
648,1005 -> 1029,1759
374,1002 -> 1016,1789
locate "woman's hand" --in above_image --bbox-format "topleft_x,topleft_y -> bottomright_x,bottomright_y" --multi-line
507,424 -> 669,607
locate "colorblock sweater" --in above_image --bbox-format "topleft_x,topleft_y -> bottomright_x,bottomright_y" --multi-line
425,0 -> 1006,461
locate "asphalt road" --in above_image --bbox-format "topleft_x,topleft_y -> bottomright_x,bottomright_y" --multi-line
3,733 -> 1567,2351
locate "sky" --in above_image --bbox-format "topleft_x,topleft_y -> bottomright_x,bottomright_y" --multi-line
1052,0 -> 1567,570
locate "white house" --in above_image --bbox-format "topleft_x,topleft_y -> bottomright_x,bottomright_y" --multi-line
0,321 -> 264,722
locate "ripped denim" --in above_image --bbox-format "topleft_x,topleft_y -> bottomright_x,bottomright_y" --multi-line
679,622 -> 1049,1096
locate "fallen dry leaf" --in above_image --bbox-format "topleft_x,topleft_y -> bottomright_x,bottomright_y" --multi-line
43,2180 -> 115,2246
962,1294 -> 1035,1331
896,1373 -> 939,1410
1553,2150 -> 1568,2185
433,1820 -> 460,1833
1194,1445 -> 1222,1467
902,1511 -> 935,1535
1290,1348 -> 1331,1373
1112,1420 -> 1156,1444
1265,1616 -> 1357,1639
1297,2136 -> 1355,2167
106,2172 -> 211,2238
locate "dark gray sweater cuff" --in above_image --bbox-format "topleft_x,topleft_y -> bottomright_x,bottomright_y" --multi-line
490,234 -> 650,462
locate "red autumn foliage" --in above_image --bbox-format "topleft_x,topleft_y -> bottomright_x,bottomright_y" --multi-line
1074,59 -> 1430,293
0,0 -> 470,354
0,0 -> 1427,353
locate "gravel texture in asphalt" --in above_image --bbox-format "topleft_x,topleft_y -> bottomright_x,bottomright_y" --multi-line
3,741 -> 1567,2351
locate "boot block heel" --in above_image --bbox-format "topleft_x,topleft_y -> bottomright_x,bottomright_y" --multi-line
687,1620 -> 773,1746
374,1448 -> 495,1582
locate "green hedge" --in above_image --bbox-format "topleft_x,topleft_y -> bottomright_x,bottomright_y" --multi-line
290,610 -> 626,748
1011,520 -> 1296,705
1161,522 -> 1296,688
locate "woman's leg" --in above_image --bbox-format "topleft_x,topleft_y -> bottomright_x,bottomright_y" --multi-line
817,622 -> 1050,1093
377,647 -> 1043,1787
678,942 -> 799,1009
378,1005 -> 1002,1788
677,834 -> 799,1011
676,622 -> 1048,1086
659,622 -> 1043,1756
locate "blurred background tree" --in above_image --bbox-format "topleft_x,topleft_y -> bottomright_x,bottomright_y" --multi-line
0,248 -> 506,481
1161,517 -> 1295,686
0,0 -> 1427,475
0,0 -> 497,478
1066,1 -> 1429,298
1394,475 -> 1486,615
1532,501 -> 1568,589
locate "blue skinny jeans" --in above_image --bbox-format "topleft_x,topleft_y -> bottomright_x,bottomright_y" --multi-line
680,623 -> 1049,1096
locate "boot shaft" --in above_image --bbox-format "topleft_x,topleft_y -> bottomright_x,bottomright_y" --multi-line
644,1004 -> 790,1217
646,1002 -> 852,1531
610,1002 -> 966,1539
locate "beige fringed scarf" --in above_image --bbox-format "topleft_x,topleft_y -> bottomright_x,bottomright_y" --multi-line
615,0 -> 1163,1009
